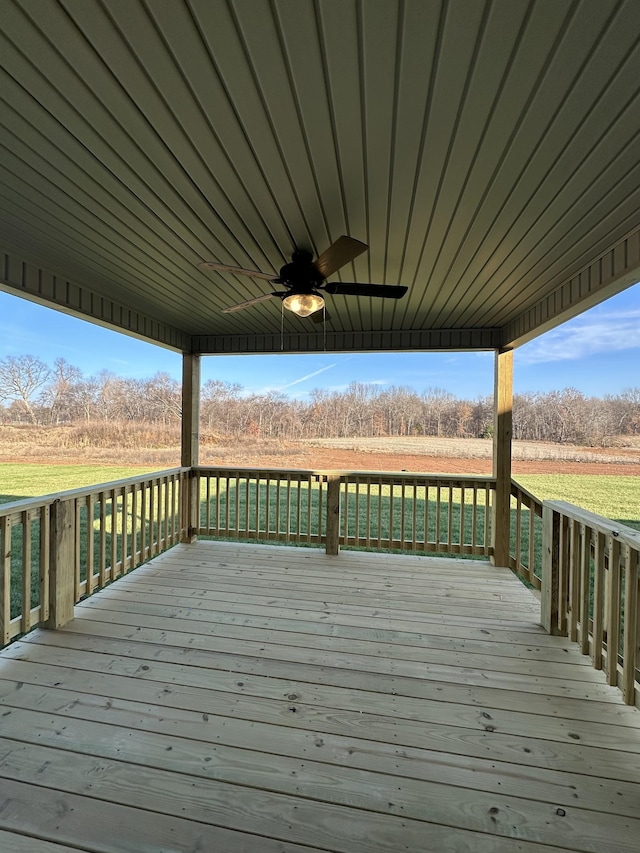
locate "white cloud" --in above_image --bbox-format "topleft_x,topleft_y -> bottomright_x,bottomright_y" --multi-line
519,308 -> 640,365
276,363 -> 338,390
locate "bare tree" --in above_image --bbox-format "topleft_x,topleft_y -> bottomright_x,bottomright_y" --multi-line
40,358 -> 83,424
0,354 -> 50,424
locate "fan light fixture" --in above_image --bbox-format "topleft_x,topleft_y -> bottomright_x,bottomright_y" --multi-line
282,292 -> 324,317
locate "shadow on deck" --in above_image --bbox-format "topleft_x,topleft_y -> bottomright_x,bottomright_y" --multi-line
0,541 -> 639,852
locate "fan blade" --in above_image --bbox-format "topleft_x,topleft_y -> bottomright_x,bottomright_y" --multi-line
199,261 -> 276,281
314,236 -> 368,279
222,293 -> 279,313
323,282 -> 408,299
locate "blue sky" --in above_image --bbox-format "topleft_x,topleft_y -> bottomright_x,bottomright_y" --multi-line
0,282 -> 638,400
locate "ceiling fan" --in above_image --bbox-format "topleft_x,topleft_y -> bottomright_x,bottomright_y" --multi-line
198,236 -> 408,318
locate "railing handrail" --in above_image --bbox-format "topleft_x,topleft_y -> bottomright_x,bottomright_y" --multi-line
193,465 -> 496,485
510,478 -> 544,512
0,466 -> 190,517
545,499 -> 640,550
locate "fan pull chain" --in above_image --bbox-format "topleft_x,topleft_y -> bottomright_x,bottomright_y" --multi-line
323,304 -> 327,351
280,300 -> 284,351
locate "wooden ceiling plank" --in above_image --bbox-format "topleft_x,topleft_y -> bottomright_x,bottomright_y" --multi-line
101,0 -> 281,271
224,1 -> 327,248
148,1 -> 293,264
502,225 -> 640,348
0,245 -> 188,351
54,0 -> 267,265
0,91 -> 215,306
416,0 -> 591,328
430,1 -> 639,329
314,0 -> 369,331
0,143 -> 207,319
0,15 -> 232,269
392,0 -> 489,329
404,0 -> 531,324
1,0 -> 638,349
473,184 -> 640,330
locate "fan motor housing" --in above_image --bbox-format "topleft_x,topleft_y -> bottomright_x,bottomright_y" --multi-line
279,251 -> 323,288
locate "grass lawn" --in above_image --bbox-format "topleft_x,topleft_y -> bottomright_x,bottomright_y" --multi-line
1,464 -> 637,625
2,465 -> 637,529
515,474 -> 640,531
0,464 -> 160,504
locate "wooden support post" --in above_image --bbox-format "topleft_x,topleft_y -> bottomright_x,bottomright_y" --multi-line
46,498 -> 76,630
491,348 -> 513,567
181,352 -> 200,544
325,475 -> 341,555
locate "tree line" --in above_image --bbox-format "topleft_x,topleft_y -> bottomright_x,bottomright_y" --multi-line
1,354 -> 639,446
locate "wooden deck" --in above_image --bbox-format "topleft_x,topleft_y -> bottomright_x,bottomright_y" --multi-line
0,542 -> 639,852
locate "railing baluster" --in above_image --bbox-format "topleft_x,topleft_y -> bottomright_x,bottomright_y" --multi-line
425,481 -> 431,551
155,480 -> 161,554
40,505 -> 50,623
1,517 -> 11,645
528,500 -> 536,585
412,481 -> 418,551
86,494 -> 95,595
21,511 -> 31,635
130,486 -> 138,567
592,530 -> 606,670
579,525 -> 591,655
99,492 -> 107,588
73,500 -> 81,601
471,484 -> 478,554
204,474 -> 211,533
226,472 -> 231,535
265,475 -> 271,539
148,481 -> 155,558
139,482 -> 146,562
110,488 -> 118,580
484,485 -> 491,557
316,477 -> 323,544
568,520 -> 581,643
515,493 -> 522,575
622,544 -> 638,704
606,535 -> 621,687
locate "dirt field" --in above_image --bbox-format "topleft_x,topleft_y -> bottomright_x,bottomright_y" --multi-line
201,444 -> 640,476
1,427 -> 638,476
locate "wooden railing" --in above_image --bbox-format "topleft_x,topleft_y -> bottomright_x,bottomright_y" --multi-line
193,467 -> 333,546
542,501 -> 640,707
509,479 -> 543,588
193,467 -> 496,557
0,468 -> 188,645
340,472 -> 494,555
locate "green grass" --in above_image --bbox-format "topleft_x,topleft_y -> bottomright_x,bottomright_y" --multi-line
200,480 -> 491,559
1,464 -> 177,623
515,474 -> 640,532
2,465 -> 638,625
0,464 -> 161,505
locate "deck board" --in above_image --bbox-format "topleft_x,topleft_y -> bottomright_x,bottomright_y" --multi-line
1,541 -> 639,852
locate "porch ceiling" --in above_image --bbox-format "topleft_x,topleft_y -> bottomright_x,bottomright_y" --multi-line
1,0 -> 640,355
